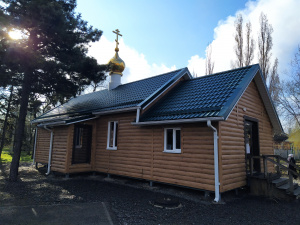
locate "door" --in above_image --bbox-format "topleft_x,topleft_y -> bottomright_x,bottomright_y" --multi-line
244,119 -> 260,173
72,124 -> 92,164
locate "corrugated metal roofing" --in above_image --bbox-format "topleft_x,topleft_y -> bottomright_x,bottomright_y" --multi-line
140,65 -> 256,122
32,68 -> 185,124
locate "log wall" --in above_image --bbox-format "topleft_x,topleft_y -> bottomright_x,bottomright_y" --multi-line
219,80 -> 274,192
50,126 -> 69,173
94,112 -> 216,191
35,128 -> 51,164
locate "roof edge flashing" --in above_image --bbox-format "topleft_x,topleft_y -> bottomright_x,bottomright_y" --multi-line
132,117 -> 224,126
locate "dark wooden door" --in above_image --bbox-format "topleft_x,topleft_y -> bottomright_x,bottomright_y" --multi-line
72,124 -> 92,164
245,119 -> 260,173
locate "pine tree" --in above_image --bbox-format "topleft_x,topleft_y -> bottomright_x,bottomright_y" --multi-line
0,0 -> 106,181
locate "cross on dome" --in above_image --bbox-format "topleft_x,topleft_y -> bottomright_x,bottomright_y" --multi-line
113,29 -> 122,52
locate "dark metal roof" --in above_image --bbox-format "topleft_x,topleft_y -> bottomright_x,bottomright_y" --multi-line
32,68 -> 187,124
140,65 -> 258,122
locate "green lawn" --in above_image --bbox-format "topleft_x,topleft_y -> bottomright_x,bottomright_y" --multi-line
0,147 -> 32,163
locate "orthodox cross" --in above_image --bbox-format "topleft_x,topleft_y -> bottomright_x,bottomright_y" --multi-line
113,29 -> 122,51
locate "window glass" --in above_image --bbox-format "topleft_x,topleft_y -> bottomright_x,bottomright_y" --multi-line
109,122 -> 114,147
107,121 -> 118,149
166,129 -> 173,150
75,127 -> 83,147
176,129 -> 181,149
115,122 -> 118,146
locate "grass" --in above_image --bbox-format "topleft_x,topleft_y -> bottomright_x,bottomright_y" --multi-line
0,147 -> 32,163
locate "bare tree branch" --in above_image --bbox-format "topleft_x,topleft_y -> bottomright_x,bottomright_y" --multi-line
258,12 -> 273,81
205,43 -> 214,75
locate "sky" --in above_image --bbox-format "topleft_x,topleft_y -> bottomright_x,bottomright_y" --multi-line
76,0 -> 300,84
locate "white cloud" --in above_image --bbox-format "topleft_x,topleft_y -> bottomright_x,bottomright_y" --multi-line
88,36 -> 176,84
188,0 -> 300,78
187,55 -> 206,77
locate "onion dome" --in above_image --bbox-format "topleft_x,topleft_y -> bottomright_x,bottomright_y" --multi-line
108,29 -> 125,75
108,51 -> 125,75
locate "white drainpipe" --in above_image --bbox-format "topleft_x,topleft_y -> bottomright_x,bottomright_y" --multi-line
32,128 -> 38,165
136,107 -> 141,123
207,120 -> 220,202
44,126 -> 53,176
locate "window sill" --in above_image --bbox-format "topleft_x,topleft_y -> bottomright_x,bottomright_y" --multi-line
163,150 -> 181,154
107,147 -> 117,151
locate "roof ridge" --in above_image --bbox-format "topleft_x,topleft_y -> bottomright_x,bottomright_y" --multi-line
117,67 -> 185,87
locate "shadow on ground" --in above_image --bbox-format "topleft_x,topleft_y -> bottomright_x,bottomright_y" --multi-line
0,163 -> 300,225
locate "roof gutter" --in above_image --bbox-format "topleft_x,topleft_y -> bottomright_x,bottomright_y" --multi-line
43,126 -> 54,176
207,120 -> 220,203
37,121 -> 66,127
132,117 -> 224,126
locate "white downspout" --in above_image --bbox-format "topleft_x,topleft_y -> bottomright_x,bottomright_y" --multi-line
207,120 -> 220,202
32,128 -> 38,165
136,107 -> 141,123
44,126 -> 53,176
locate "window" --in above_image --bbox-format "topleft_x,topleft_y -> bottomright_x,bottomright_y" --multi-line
74,127 -> 83,148
107,121 -> 118,150
164,128 -> 181,153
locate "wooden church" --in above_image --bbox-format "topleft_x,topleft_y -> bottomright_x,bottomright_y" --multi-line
32,30 -> 283,202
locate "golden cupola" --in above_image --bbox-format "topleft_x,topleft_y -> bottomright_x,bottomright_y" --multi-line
108,29 -> 125,90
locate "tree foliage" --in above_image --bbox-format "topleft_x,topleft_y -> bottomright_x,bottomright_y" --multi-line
232,14 -> 255,68
0,0 -> 106,181
258,12 -> 273,81
269,58 -> 280,105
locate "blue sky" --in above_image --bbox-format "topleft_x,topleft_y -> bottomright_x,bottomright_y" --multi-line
76,0 -> 300,83
76,0 -> 249,68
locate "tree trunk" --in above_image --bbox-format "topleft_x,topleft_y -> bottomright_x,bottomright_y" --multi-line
0,86 -> 14,158
9,73 -> 31,181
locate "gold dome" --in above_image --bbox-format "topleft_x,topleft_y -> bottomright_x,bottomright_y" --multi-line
108,51 -> 125,75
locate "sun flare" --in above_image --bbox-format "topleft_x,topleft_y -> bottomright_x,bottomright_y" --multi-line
8,30 -> 23,40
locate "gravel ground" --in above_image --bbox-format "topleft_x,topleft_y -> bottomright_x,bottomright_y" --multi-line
1,162 -> 300,225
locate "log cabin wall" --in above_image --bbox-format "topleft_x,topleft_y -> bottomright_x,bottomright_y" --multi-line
94,112 -> 216,191
50,126 -> 70,173
219,80 -> 274,192
35,128 -> 51,164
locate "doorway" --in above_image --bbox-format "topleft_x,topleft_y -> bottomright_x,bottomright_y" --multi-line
72,124 -> 92,164
244,118 -> 260,174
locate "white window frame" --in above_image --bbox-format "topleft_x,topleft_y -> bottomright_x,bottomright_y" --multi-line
107,121 -> 118,150
163,128 -> 181,153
